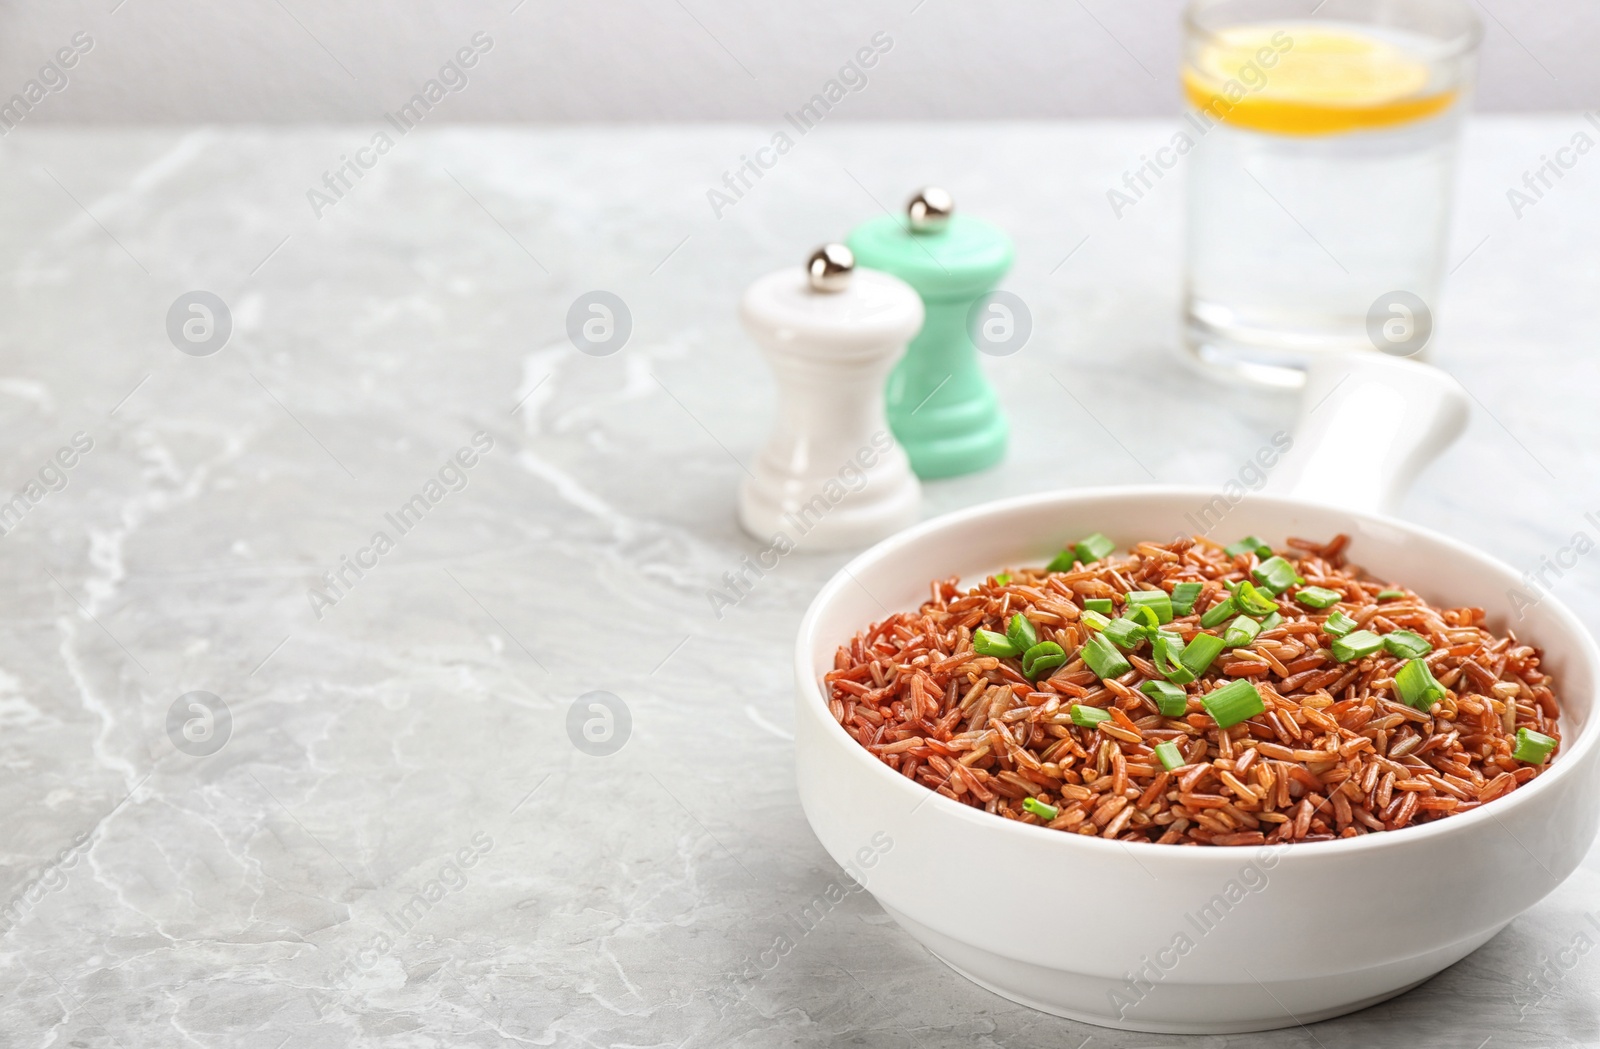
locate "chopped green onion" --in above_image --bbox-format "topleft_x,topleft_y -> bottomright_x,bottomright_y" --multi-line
1082,634 -> 1131,679
973,628 -> 1020,657
1125,604 -> 1161,633
1202,679 -> 1265,729
1235,580 -> 1280,616
994,573 -> 1011,586
1075,532 -> 1116,564
1080,609 -> 1111,631
1170,582 -> 1203,616
1223,536 -> 1271,559
1022,641 -> 1067,680
1045,550 -> 1077,573
1258,611 -> 1283,632
1332,629 -> 1383,662
1252,556 -> 1300,595
1179,632 -> 1226,677
1126,590 -> 1173,624
1021,796 -> 1059,820
1007,613 -> 1039,653
1382,630 -> 1433,659
1295,586 -> 1342,609
1376,589 -> 1406,601
1199,595 -> 1239,628
1070,703 -> 1112,728
1323,610 -> 1358,637
1153,739 -> 1186,771
1141,679 -> 1189,717
1152,632 -> 1196,684
1083,598 -> 1114,616
1512,727 -> 1558,765
1223,614 -> 1261,648
1103,617 -> 1147,651
1394,657 -> 1446,711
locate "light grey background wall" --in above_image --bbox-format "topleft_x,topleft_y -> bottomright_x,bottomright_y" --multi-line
0,0 -> 1589,123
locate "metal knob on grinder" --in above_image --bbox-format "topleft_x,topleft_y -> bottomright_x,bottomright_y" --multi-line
807,243 -> 855,293
907,187 -> 954,233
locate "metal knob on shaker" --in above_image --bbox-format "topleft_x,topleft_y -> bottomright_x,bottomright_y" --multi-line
737,244 -> 924,552
848,187 -> 1013,480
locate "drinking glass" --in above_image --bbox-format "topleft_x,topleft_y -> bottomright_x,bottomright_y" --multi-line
1181,0 -> 1481,387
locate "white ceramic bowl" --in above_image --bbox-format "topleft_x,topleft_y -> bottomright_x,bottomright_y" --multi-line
791,359 -> 1600,1034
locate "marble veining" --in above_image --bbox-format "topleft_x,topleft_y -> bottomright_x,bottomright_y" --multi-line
0,119 -> 1597,1048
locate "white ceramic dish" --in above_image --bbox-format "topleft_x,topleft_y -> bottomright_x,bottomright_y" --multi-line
793,355 -> 1600,1033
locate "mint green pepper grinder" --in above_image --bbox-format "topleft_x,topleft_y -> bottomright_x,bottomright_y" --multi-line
847,188 -> 1012,479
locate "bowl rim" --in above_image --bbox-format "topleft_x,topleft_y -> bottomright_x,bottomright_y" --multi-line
795,484 -> 1600,863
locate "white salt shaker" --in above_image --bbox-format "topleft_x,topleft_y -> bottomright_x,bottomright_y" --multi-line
738,244 -> 923,551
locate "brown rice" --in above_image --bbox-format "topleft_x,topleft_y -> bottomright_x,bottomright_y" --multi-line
826,533 -> 1562,846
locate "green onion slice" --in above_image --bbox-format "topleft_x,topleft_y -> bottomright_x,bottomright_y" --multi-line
1179,632 -> 1226,677
1075,532 -> 1116,564
1376,589 -> 1406,601
1322,610 -> 1359,637
1223,614 -> 1261,648
994,573 -> 1011,586
1382,630 -> 1433,659
1332,629 -> 1383,662
1170,581 -> 1203,616
1080,609 -> 1112,632
1153,739 -> 1186,771
1141,679 -> 1189,717
1512,726 -> 1557,765
1252,556 -> 1300,595
1395,657 -> 1446,711
973,628 -> 1020,658
1152,631 -> 1196,684
1258,611 -> 1283,632
1021,796 -> 1059,820
1103,617 -> 1146,652
1007,613 -> 1039,653
1223,536 -> 1272,558
1045,550 -> 1076,573
1069,703 -> 1112,728
1235,581 -> 1279,616
1022,641 -> 1067,680
1295,586 -> 1342,609
1125,604 -> 1161,632
1084,598 -> 1114,616
1126,590 -> 1173,624
1082,634 -> 1132,679
1199,595 -> 1239,628
1203,679 -> 1265,729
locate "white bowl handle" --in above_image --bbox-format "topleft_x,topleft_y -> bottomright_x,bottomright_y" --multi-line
1263,353 -> 1470,517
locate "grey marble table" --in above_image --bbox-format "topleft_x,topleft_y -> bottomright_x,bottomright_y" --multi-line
0,119 -> 1597,1048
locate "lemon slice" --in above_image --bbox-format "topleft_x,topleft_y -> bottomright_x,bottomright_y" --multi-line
1183,24 -> 1456,136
